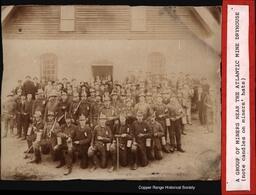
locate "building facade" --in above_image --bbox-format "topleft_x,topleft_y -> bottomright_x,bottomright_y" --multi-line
2,5 -> 221,90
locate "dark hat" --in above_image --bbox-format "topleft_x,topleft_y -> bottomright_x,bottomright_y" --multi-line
47,111 -> 55,116
65,113 -> 72,119
79,114 -> 86,121
61,90 -> 67,95
103,95 -> 111,102
7,92 -> 14,97
136,111 -> 143,116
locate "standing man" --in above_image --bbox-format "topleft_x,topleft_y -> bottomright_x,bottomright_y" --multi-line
78,92 -> 91,125
23,76 -> 36,99
167,95 -> 185,153
151,94 -> 171,153
56,91 -> 71,126
181,84 -> 194,125
2,92 -> 17,138
21,93 -> 34,140
44,91 -> 59,122
32,89 -> 46,117
134,94 -> 151,121
69,92 -> 81,124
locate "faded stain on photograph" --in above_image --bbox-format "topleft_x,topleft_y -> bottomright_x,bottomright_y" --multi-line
1,5 -> 221,180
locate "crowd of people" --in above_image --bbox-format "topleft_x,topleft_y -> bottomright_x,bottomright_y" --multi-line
2,73 -> 214,175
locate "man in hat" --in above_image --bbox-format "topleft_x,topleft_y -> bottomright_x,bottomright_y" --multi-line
30,111 -> 59,163
88,113 -> 113,171
146,92 -> 154,106
69,92 -> 81,124
20,93 -> 34,140
42,111 -> 61,161
88,88 -> 96,104
180,84 -> 194,125
14,80 -> 23,95
131,111 -> 153,168
32,89 -> 46,117
73,114 -> 92,169
134,93 -> 151,121
2,92 -> 17,138
55,113 -> 78,175
23,75 -> 37,99
100,96 -> 118,130
111,90 -> 122,116
151,94 -> 171,153
109,113 -> 134,171
91,94 -> 103,128
26,111 -> 44,159
147,112 -> 165,160
122,98 -> 136,125
167,94 -> 185,153
56,90 -> 71,126
45,81 -> 53,99
33,77 -> 41,93
15,89 -> 23,138
44,90 -> 59,122
78,92 -> 91,125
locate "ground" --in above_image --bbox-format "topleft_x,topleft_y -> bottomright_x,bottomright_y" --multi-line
1,114 -> 221,181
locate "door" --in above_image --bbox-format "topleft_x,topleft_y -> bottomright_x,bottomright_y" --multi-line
91,65 -> 113,81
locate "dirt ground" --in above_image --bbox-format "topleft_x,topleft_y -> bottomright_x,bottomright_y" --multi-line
1,114 -> 221,181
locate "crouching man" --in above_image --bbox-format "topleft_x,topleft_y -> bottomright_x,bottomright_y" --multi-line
108,113 -> 134,172
131,111 -> 153,168
40,111 -> 61,161
73,114 -> 92,169
88,113 -> 112,171
55,113 -> 77,175
27,111 -> 44,163
147,112 -> 165,160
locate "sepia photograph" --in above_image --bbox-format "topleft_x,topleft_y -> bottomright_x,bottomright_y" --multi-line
1,5 -> 221,181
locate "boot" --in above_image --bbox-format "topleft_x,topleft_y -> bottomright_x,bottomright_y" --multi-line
108,165 -> 115,172
131,163 -> 138,170
177,147 -> 185,153
89,165 -> 97,172
56,162 -> 65,168
64,167 -> 72,175
162,145 -> 170,153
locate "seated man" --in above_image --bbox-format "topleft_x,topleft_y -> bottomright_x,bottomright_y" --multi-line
73,114 -> 92,169
109,113 -> 134,172
131,111 -> 153,168
55,113 -> 78,175
88,113 -> 113,171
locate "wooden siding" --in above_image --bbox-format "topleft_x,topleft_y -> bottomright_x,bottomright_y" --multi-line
3,5 -> 208,39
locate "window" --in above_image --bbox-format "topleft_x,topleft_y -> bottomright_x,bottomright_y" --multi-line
130,6 -> 146,31
60,6 -> 75,31
147,52 -> 166,76
40,53 -> 58,82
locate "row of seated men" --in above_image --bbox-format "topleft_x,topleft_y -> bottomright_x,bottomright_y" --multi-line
26,108 -> 185,175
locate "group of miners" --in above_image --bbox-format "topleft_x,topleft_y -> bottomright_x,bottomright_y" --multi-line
2,73 -> 214,175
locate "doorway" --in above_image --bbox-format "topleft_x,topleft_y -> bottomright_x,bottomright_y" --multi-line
91,65 -> 113,82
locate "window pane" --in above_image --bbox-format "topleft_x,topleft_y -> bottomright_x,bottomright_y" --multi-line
61,6 -> 75,20
60,19 -> 75,31
130,7 -> 146,31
